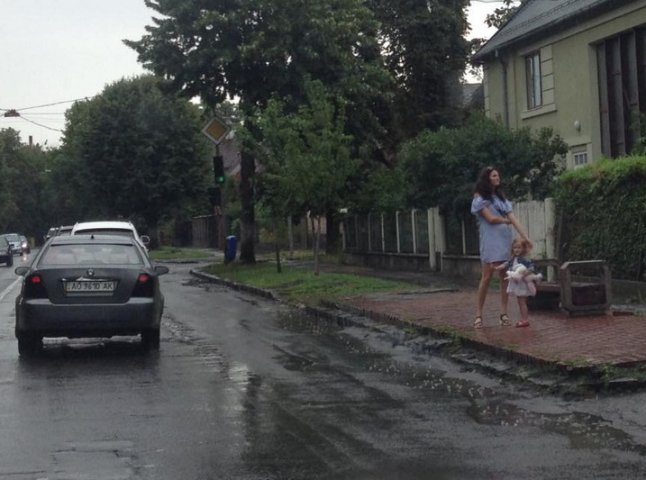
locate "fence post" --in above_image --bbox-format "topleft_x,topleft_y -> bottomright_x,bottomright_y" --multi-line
381,213 -> 386,252
395,211 -> 401,253
435,208 -> 446,272
411,209 -> 417,254
427,208 -> 436,270
354,214 -> 359,251
545,198 -> 556,259
461,218 -> 467,255
367,212 -> 372,252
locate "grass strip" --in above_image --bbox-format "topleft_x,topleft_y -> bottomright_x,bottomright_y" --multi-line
202,261 -> 412,305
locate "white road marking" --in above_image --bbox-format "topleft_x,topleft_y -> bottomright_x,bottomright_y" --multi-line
0,278 -> 21,303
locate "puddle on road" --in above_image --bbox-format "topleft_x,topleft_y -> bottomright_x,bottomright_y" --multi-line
468,399 -> 646,454
277,309 -> 646,456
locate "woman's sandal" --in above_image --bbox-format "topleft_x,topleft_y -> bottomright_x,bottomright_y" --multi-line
474,316 -> 483,329
515,320 -> 530,328
499,314 -> 511,326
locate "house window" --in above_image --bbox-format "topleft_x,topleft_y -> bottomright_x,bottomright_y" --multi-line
573,151 -> 588,166
525,52 -> 542,109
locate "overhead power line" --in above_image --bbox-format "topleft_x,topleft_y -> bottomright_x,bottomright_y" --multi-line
5,116 -> 63,132
0,96 -> 93,113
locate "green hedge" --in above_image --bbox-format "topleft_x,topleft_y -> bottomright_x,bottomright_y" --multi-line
553,156 -> 646,280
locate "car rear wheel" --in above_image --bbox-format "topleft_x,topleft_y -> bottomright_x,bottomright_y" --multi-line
17,334 -> 43,356
141,328 -> 160,350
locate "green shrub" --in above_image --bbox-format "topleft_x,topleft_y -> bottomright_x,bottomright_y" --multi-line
553,156 -> 646,280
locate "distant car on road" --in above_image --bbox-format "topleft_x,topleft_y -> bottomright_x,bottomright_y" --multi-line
0,236 -> 13,267
14,234 -> 168,356
20,235 -> 30,254
57,225 -> 73,236
4,233 -> 23,255
71,220 -> 150,252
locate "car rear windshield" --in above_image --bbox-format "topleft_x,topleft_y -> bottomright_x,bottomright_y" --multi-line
6,234 -> 20,241
40,243 -> 144,266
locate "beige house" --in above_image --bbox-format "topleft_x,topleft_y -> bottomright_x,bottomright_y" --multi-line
473,0 -> 646,168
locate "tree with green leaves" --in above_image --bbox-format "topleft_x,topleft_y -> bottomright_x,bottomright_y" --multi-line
125,0 -> 393,262
60,75 -> 209,243
246,80 -> 358,274
368,0 -> 471,138
0,128 -> 57,239
398,114 -> 568,216
484,0 -> 522,29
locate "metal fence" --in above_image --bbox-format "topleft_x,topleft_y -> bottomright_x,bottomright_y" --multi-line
343,199 -> 556,271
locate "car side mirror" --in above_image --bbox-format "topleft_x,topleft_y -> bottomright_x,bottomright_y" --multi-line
15,266 -> 29,276
140,235 -> 151,246
154,265 -> 169,275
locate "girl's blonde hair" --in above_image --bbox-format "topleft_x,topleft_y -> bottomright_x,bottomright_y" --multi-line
511,238 -> 531,256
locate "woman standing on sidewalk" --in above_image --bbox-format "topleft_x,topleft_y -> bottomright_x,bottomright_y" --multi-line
471,166 -> 532,329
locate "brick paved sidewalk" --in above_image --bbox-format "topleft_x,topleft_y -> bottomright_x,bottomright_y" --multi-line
341,288 -> 646,367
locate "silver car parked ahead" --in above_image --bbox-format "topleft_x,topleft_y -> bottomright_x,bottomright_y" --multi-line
14,234 -> 168,356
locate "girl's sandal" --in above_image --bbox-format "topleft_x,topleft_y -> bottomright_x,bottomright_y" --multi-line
474,316 -> 483,329
515,320 -> 530,328
499,314 -> 511,326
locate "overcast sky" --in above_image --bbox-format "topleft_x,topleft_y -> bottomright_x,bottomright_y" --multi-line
0,0 -> 501,148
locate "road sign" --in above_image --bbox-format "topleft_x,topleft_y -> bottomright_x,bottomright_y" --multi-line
202,116 -> 230,144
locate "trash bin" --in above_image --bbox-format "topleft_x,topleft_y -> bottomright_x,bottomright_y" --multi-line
224,235 -> 237,264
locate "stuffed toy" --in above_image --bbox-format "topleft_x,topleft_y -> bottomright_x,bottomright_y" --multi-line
505,263 -> 543,283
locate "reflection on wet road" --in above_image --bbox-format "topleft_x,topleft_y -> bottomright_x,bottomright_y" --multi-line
0,261 -> 645,479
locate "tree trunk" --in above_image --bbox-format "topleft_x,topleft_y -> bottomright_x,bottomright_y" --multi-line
287,216 -> 294,259
238,148 -> 256,264
325,210 -> 339,254
274,218 -> 282,273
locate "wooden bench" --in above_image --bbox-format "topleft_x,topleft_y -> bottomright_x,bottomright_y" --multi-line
527,259 -> 611,316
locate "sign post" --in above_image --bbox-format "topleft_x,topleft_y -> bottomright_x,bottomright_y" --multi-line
202,116 -> 231,250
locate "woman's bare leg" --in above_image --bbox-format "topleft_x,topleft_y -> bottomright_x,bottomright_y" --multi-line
476,263 -> 496,318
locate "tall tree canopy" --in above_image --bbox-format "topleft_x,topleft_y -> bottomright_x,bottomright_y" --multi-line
0,128 -> 53,238
369,0 -> 471,138
125,0 -> 394,261
60,75 -> 209,240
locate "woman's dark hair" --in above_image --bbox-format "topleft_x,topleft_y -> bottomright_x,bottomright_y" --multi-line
474,166 -> 506,201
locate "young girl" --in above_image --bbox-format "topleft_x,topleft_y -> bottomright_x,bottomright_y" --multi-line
495,238 -> 541,327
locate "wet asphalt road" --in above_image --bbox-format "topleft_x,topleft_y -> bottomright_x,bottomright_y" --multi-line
1,256 -> 646,479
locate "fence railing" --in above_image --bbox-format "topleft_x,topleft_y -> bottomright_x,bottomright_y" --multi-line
342,198 -> 556,272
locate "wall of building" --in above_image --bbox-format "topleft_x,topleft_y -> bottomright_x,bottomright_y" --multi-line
483,2 -> 646,167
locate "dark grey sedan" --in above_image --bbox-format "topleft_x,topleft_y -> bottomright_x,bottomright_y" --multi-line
14,234 -> 168,356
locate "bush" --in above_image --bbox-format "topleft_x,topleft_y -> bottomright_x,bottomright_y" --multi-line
553,156 -> 646,280
397,114 -> 567,216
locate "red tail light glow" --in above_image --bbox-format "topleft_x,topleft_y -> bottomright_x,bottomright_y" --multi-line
24,273 -> 47,298
132,273 -> 154,297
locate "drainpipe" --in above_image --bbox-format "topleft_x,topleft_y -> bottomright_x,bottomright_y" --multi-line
496,49 -> 510,128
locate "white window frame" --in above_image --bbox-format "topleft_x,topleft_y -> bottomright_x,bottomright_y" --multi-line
573,151 -> 588,167
525,52 -> 542,109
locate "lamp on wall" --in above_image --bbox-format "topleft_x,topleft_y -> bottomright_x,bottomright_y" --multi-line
574,120 -> 581,132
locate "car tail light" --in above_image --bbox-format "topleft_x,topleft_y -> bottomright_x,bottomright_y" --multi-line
132,273 -> 154,297
24,274 -> 47,299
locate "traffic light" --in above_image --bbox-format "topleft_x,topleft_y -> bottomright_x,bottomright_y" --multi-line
213,156 -> 225,185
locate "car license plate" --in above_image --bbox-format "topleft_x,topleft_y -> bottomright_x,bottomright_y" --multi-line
64,280 -> 116,293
